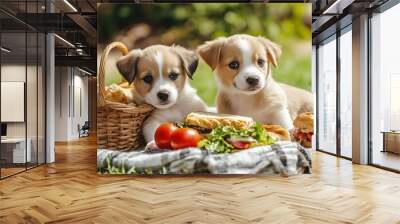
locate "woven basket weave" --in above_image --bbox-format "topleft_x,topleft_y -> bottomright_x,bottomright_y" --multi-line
97,42 -> 153,150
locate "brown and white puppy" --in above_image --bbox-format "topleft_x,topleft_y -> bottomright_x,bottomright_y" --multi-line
117,45 -> 207,143
198,34 -> 313,130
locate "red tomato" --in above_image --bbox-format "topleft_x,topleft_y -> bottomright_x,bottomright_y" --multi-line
154,123 -> 178,149
230,141 -> 251,149
170,128 -> 202,150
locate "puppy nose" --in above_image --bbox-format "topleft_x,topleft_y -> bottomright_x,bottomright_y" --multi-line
246,76 -> 259,86
157,91 -> 169,101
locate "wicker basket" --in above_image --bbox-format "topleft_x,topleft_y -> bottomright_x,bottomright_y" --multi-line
97,42 -> 153,150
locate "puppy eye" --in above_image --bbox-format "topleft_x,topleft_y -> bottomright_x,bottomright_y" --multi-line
257,59 -> 265,68
169,72 -> 179,81
228,61 -> 240,70
142,74 -> 153,84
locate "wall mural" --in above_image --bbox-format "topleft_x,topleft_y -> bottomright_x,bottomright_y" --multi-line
96,3 -> 314,176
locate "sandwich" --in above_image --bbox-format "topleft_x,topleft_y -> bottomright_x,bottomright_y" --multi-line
293,112 -> 314,148
185,112 -> 255,133
185,112 -> 290,140
185,112 -> 293,153
263,124 -> 290,141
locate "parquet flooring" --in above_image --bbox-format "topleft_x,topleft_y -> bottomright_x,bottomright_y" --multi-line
1,135 -> 400,224
1,167 -> 26,177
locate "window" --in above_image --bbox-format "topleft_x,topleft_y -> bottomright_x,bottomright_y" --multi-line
339,28 -> 352,158
317,36 -> 337,154
370,3 -> 400,171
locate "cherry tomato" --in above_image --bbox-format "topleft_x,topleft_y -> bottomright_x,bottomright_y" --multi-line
154,123 -> 178,149
170,128 -> 202,150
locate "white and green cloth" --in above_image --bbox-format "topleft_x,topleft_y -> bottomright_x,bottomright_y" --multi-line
97,141 -> 311,176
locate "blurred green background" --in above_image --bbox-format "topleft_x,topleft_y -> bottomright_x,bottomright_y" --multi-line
98,3 -> 311,106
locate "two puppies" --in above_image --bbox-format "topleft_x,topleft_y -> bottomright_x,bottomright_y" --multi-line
117,35 -> 313,143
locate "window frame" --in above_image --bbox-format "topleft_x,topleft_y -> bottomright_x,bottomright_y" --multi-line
0,1 -> 48,180
315,22 -> 353,160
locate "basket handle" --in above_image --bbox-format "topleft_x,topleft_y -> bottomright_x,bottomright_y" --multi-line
98,42 -> 129,107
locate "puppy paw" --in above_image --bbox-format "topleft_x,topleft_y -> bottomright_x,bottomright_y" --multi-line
144,140 -> 159,152
207,106 -> 217,113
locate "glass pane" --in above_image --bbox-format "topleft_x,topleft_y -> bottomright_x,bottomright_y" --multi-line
1,31 -> 27,177
340,29 -> 352,158
0,0 -> 46,178
27,31 -> 38,169
371,4 -> 400,171
38,32 -> 45,165
317,37 -> 337,154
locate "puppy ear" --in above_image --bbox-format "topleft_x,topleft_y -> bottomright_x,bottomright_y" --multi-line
116,49 -> 142,84
173,46 -> 199,79
197,37 -> 226,71
257,37 -> 281,68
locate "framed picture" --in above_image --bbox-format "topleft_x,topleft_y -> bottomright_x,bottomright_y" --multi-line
97,3 -> 313,176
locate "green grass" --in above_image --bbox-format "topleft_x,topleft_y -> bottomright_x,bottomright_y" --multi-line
105,67 -> 124,86
190,61 -> 218,106
273,48 -> 311,91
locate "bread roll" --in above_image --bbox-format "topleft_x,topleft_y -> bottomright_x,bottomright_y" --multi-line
104,83 -> 134,103
263,124 -> 290,141
294,112 -> 313,133
118,81 -> 131,88
185,112 -> 254,130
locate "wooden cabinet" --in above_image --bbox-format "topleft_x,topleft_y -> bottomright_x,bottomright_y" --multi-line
382,132 -> 400,154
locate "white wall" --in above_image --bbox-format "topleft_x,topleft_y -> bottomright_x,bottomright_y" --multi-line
54,67 -> 89,141
55,67 -> 70,141
72,73 -> 89,138
1,65 -> 26,138
1,65 -> 39,137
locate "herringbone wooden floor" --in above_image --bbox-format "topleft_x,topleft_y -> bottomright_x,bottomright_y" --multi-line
1,136 -> 400,224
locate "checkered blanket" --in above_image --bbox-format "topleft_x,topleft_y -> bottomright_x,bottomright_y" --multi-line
97,141 -> 311,176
